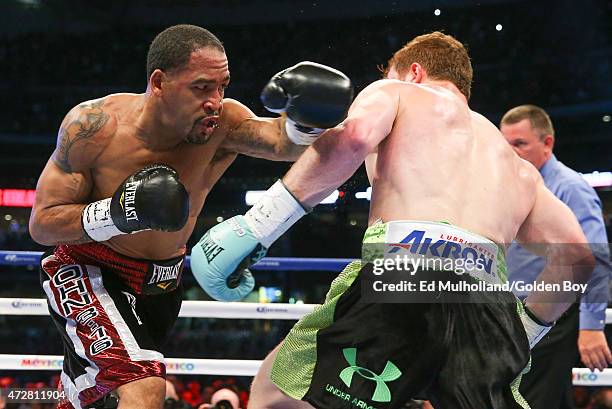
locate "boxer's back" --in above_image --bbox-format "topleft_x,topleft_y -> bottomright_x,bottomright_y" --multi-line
368,83 -> 537,245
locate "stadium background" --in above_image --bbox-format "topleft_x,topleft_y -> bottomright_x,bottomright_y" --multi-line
0,0 -> 610,407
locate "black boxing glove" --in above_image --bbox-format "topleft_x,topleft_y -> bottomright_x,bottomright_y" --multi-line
261,61 -> 353,145
82,164 -> 189,242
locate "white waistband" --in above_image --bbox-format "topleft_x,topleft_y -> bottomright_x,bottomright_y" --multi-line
370,220 -> 503,285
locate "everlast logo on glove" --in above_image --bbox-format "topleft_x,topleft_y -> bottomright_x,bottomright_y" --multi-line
143,257 -> 184,295
199,232 -> 224,263
121,181 -> 140,221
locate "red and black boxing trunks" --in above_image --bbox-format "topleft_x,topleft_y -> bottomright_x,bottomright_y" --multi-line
39,243 -> 184,408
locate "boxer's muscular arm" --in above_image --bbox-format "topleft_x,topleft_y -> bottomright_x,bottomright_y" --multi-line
283,80 -> 399,207
29,100 -> 115,245
220,99 -> 305,161
516,170 -> 596,323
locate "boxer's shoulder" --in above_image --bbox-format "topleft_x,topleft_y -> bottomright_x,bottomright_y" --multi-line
54,96 -> 118,173
516,157 -> 541,182
515,157 -> 542,202
389,81 -> 463,117
219,98 -> 255,129
215,98 -> 261,148
64,95 -> 120,137
356,79 -> 407,100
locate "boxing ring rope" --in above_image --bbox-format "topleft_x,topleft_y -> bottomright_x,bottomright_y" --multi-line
0,298 -> 317,320
0,250 -> 355,272
0,354 -> 262,377
1,251 -> 611,386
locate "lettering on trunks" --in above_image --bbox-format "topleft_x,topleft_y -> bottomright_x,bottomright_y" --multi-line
52,265 -> 113,356
388,229 -> 494,275
52,265 -> 93,316
143,258 -> 184,295
75,306 -> 113,355
324,384 -> 377,409
148,259 -> 184,286
199,232 -> 224,263
122,181 -> 140,221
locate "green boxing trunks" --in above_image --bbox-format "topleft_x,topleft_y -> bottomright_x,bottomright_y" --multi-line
271,220 -> 532,409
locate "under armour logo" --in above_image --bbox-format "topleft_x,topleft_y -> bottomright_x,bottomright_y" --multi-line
339,347 -> 402,403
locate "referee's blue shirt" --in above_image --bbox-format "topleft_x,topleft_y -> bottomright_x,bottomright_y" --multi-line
506,155 -> 611,330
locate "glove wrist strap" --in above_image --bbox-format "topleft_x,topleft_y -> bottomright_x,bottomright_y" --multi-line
520,302 -> 554,349
243,180 -> 307,248
82,198 -> 124,242
285,118 -> 323,146
523,302 -> 554,327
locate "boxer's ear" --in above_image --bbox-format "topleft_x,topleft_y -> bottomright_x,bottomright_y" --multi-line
149,69 -> 165,97
406,63 -> 425,83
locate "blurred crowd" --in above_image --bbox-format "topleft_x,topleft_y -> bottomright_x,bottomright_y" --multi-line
0,374 -> 250,409
0,3 -> 610,136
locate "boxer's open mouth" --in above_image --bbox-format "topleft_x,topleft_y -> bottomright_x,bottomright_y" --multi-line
201,116 -> 220,134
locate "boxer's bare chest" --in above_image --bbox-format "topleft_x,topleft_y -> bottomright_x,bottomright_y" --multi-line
89,122 -> 236,212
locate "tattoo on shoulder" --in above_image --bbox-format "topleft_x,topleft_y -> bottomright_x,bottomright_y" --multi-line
78,100 -> 104,109
54,100 -> 109,173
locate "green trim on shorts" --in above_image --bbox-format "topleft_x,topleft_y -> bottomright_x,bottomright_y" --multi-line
510,355 -> 532,409
510,302 -> 532,409
271,260 -> 363,399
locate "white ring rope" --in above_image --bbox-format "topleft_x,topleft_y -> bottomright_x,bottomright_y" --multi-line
1,298 -> 316,320
0,354 -> 609,386
2,297 -> 612,323
0,354 -> 261,376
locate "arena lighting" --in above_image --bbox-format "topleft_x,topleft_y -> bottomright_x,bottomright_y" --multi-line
355,186 -> 372,200
245,190 -> 339,206
1,176 -> 608,209
354,172 -> 611,201
0,189 -> 36,207
580,171 -> 612,187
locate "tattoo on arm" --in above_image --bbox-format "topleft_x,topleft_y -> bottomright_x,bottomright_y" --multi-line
54,100 -> 109,173
230,118 -> 281,155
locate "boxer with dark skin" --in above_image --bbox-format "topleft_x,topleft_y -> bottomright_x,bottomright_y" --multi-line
28,25 -> 352,409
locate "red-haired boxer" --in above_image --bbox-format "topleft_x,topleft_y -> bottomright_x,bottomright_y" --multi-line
193,32 -> 594,409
